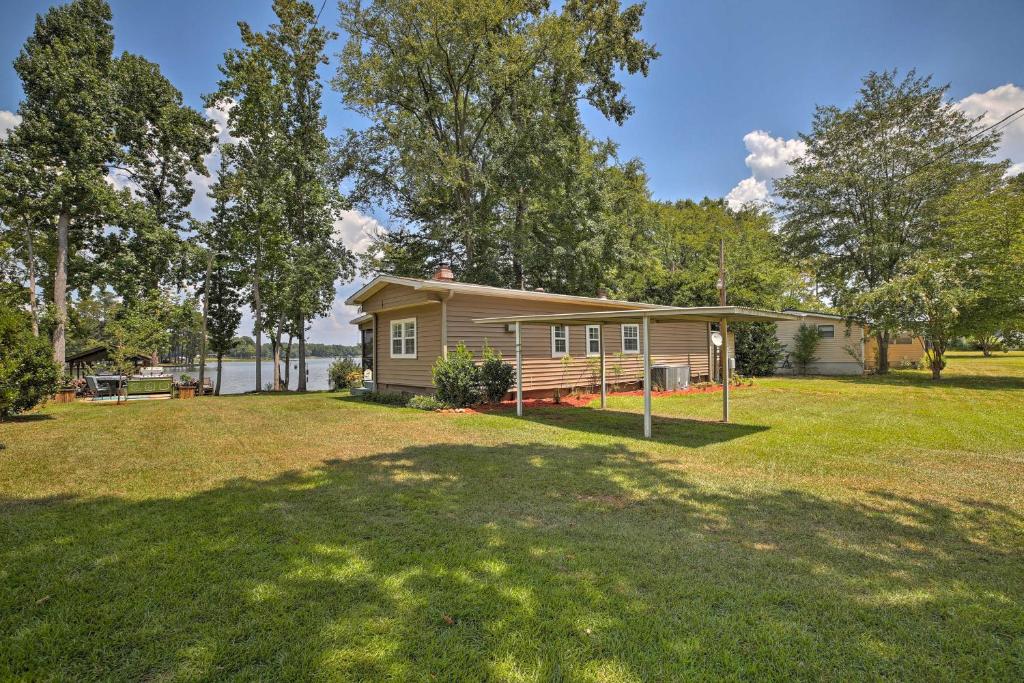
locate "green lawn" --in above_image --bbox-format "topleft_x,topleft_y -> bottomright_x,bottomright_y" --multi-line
2,352 -> 1023,681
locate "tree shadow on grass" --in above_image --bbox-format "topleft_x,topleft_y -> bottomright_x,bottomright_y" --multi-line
4,442 -> 1020,680
2,413 -> 55,423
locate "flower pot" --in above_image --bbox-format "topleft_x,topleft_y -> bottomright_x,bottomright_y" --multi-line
54,388 -> 77,404
178,386 -> 196,399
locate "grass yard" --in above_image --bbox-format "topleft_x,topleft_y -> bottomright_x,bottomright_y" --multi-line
2,352 -> 1023,681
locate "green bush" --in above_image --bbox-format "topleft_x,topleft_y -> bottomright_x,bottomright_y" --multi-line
432,343 -> 480,407
0,304 -> 61,420
362,390 -> 411,406
733,322 -> 785,376
479,343 -> 515,403
407,394 -> 448,411
329,357 -> 361,390
791,323 -> 821,375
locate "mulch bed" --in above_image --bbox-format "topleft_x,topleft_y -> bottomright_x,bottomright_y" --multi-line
448,383 -> 752,414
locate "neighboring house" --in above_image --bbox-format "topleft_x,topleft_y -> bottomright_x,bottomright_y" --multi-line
775,309 -> 927,375
775,310 -> 865,376
346,267 -> 732,397
864,332 -> 927,369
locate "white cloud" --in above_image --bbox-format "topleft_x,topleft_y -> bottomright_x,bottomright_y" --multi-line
955,83 -> 1024,177
333,209 -> 383,255
0,110 -> 20,140
187,101 -> 237,220
726,130 -> 806,210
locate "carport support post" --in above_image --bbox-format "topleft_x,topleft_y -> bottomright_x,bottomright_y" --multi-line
515,321 -> 523,417
721,317 -> 730,423
599,323 -> 606,409
643,315 -> 652,438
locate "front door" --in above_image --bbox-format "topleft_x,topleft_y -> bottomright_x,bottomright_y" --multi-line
361,328 -> 374,381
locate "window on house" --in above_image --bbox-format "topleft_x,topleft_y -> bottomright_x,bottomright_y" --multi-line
894,334 -> 913,345
817,324 -> 835,338
551,325 -> 568,357
621,323 -> 640,353
586,325 -> 601,357
390,318 -> 417,358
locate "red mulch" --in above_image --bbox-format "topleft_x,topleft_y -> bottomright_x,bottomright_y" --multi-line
448,383 -> 751,414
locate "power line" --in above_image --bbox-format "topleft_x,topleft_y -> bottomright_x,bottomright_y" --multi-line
904,104 -> 1024,180
315,0 -> 328,25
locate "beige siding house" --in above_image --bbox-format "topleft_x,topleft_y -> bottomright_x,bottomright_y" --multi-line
347,270 -> 724,396
774,310 -> 866,376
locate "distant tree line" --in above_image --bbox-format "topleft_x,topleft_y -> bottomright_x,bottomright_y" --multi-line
223,336 -> 358,360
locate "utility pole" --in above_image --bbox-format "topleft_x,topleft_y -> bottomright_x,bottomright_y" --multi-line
718,237 -> 729,422
198,250 -> 213,396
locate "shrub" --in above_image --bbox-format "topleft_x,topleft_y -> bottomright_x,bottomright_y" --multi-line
791,323 -> 821,375
432,343 -> 480,407
0,304 -> 61,420
407,394 -> 448,411
479,343 -> 515,403
362,390 -> 411,406
329,357 -> 361,390
178,373 -> 194,386
733,322 -> 785,376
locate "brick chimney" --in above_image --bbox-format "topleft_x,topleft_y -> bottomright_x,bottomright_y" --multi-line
432,264 -> 455,281
596,287 -> 608,299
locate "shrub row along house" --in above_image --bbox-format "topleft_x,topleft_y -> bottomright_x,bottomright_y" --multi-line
348,267 -> 743,398
774,310 -> 927,375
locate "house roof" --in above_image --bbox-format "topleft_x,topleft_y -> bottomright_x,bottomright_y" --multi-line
344,275 -> 669,310
782,308 -> 854,321
475,306 -> 798,326
65,345 -> 151,364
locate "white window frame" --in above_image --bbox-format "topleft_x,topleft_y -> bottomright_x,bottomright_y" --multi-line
585,325 -> 601,357
817,324 -> 835,339
621,323 -> 640,354
551,324 -> 569,357
390,317 -> 417,359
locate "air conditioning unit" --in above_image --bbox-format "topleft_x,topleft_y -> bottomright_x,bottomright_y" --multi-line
651,364 -> 690,391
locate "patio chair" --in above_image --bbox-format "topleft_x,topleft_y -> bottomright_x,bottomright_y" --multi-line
85,375 -> 114,398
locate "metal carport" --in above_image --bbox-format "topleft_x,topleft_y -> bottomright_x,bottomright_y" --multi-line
474,306 -> 797,438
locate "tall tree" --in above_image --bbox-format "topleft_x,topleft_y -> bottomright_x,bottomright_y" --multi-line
4,0 -> 120,365
776,70 -> 1001,372
335,0 -> 658,285
210,0 -> 354,392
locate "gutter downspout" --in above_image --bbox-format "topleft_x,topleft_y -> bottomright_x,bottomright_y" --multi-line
440,290 -> 454,359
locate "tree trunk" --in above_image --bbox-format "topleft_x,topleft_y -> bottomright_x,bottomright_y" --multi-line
283,333 -> 293,390
253,267 -> 262,392
215,352 -> 224,396
297,323 -> 307,392
25,224 -> 38,337
980,337 -> 993,357
272,313 -> 284,391
876,331 -> 890,374
52,212 -> 70,365
512,194 -> 526,289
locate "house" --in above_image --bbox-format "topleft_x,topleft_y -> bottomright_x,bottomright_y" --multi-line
346,267 -> 735,397
65,345 -> 154,378
774,310 -> 866,376
775,310 -> 926,375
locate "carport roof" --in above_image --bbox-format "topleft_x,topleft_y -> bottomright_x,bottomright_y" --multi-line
474,306 -> 798,326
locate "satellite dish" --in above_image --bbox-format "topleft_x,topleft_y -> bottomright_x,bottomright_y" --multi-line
711,331 -> 723,347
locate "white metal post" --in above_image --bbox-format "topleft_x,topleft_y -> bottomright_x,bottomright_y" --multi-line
643,315 -> 652,438
721,317 -> 730,423
515,321 -> 523,417
599,323 -> 606,409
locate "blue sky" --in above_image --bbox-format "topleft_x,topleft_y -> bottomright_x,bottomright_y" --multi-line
2,0 -> 1023,343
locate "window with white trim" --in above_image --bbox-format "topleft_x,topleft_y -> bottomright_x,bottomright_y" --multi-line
551,324 -> 568,357
621,324 -> 640,354
390,317 -> 417,358
817,324 -> 835,339
586,325 -> 601,357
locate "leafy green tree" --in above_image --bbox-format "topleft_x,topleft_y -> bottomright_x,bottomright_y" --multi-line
776,70 -> 1003,373
0,303 -> 61,420
3,0 -> 120,365
336,0 -> 658,284
733,322 -> 785,376
210,0 -> 354,392
106,292 -> 173,376
790,323 -> 821,375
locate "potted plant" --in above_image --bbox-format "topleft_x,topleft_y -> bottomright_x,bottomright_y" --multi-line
177,373 -> 197,399
54,372 -> 77,404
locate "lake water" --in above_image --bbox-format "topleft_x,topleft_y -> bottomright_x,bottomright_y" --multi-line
164,357 -> 357,395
